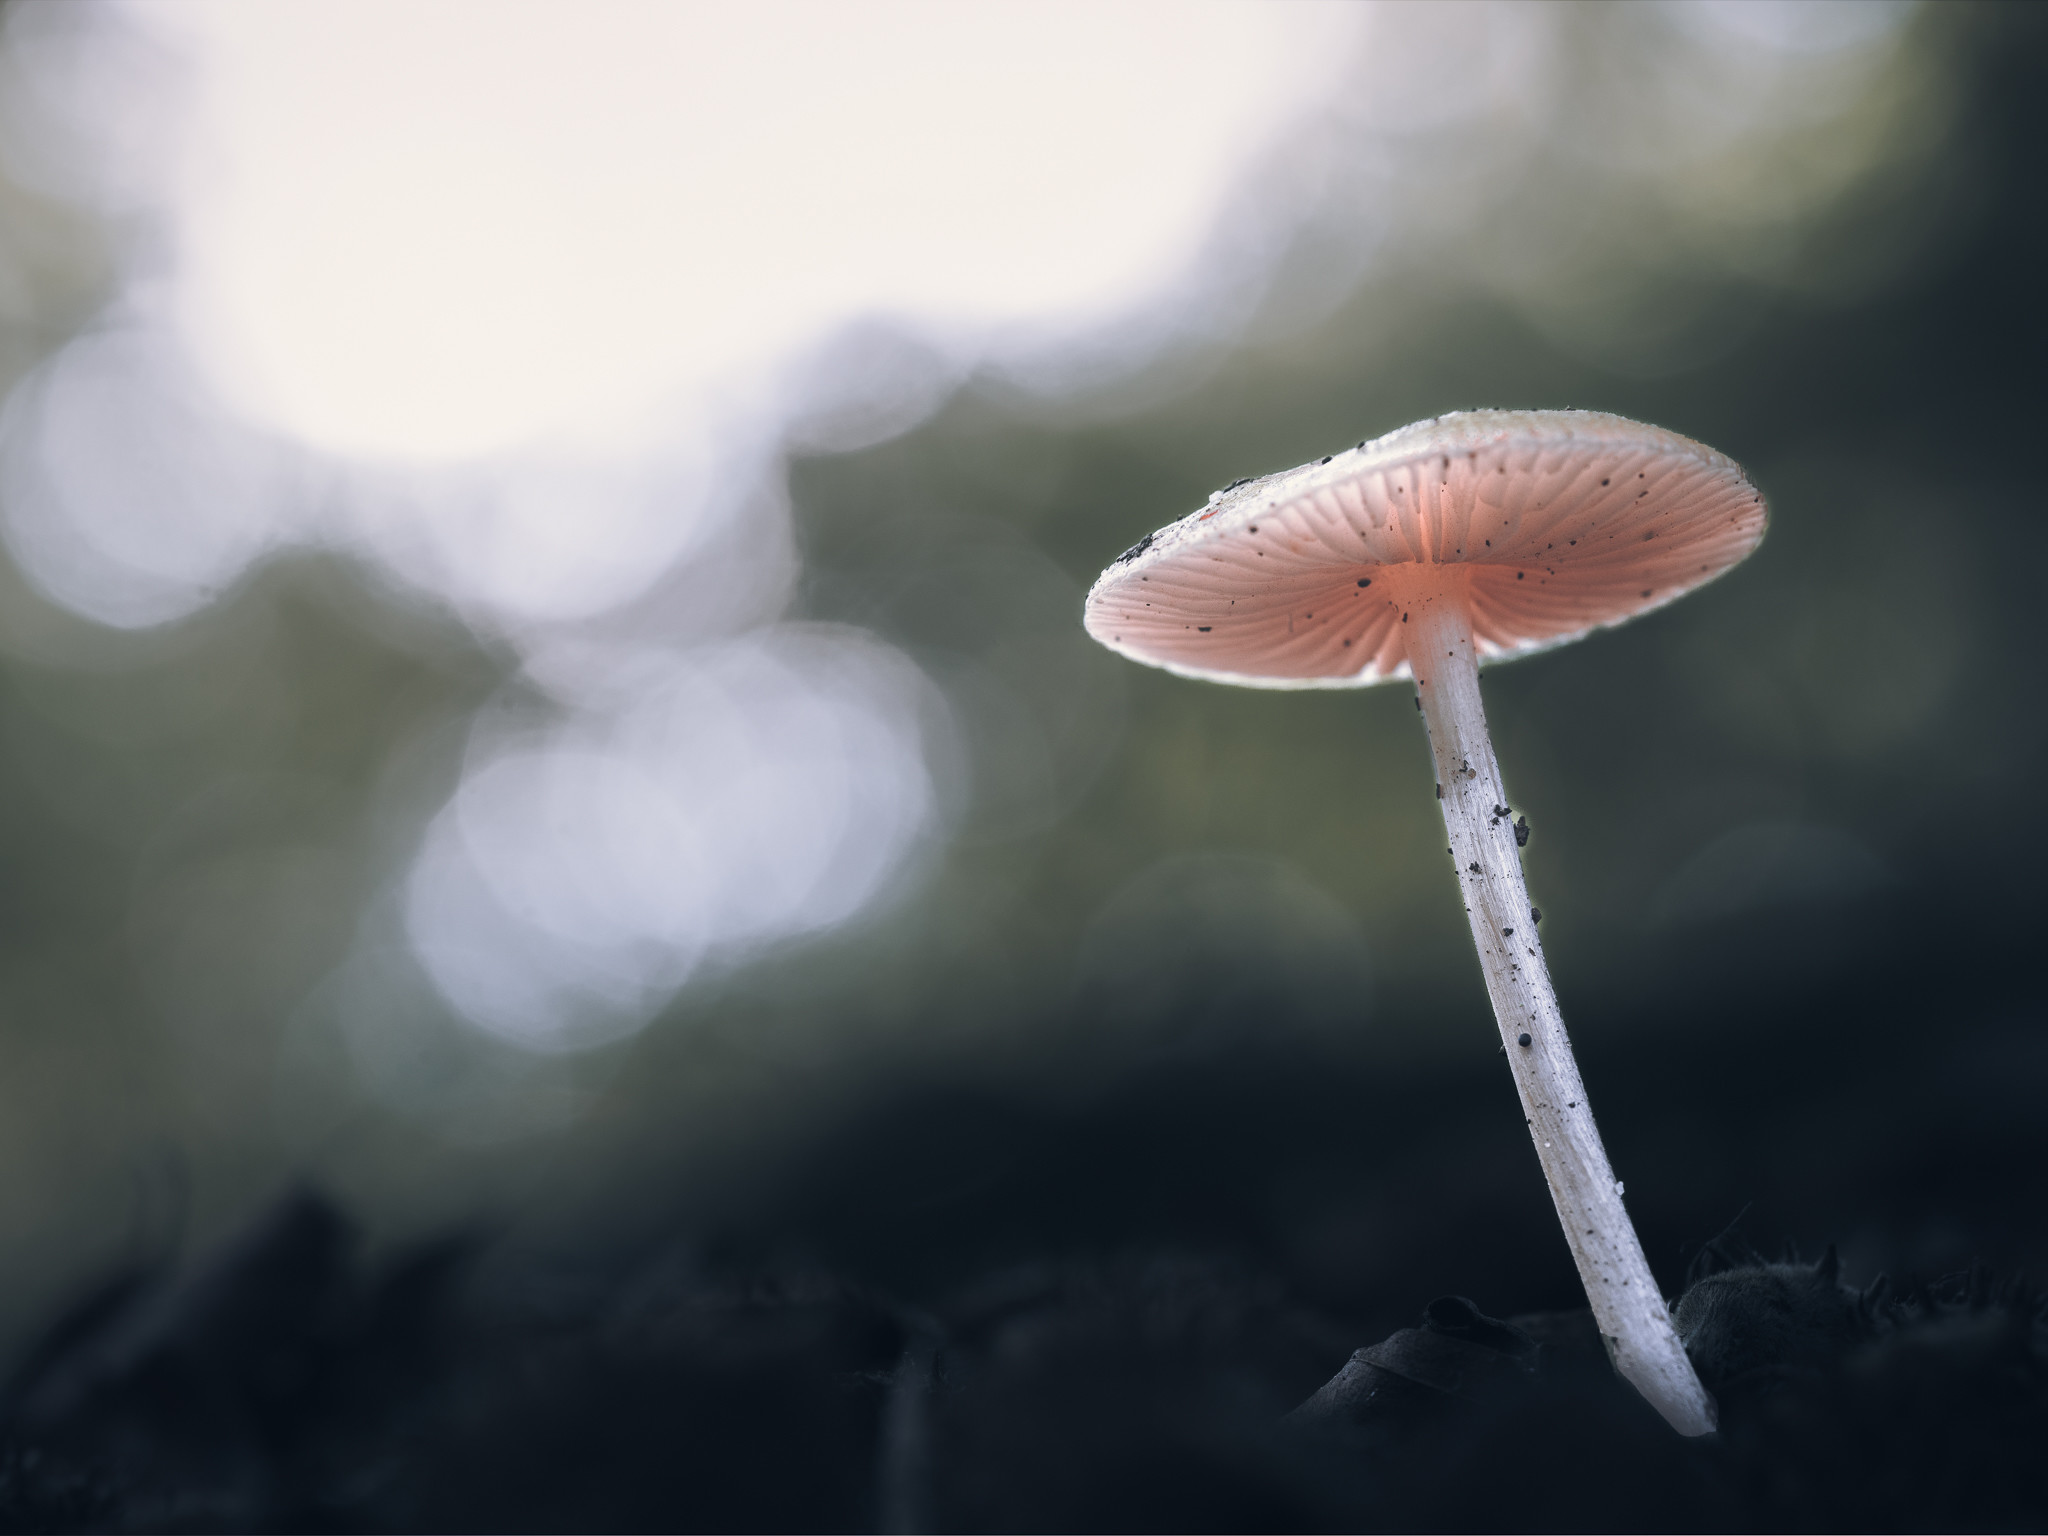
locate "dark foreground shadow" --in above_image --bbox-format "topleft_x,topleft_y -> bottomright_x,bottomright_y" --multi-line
0,1189 -> 2042,1533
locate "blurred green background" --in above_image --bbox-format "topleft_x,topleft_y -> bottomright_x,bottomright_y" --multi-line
0,0 -> 2040,1352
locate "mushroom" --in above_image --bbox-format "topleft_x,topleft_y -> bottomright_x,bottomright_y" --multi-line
1082,409 -> 1766,1437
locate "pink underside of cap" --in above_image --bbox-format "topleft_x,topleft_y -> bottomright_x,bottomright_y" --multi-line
1085,418 -> 1765,688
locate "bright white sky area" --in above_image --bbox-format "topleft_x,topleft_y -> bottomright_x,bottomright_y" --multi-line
167,0 -> 1358,462
0,0 -> 1919,1088
0,0 -> 1363,1064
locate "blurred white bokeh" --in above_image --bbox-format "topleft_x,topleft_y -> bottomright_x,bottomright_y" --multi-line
158,0 -> 1359,463
0,0 -> 1360,1056
0,324 -> 292,628
407,626 -> 939,1052
0,0 -> 1935,1073
345,441 -> 760,630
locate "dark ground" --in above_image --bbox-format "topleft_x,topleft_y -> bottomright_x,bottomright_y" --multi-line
0,1183 -> 2041,1533
2,870 -> 2045,1533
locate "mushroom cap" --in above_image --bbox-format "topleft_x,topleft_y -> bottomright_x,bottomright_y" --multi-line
1083,409 -> 1767,689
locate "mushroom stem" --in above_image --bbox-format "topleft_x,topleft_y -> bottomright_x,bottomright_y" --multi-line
1406,586 -> 1717,1438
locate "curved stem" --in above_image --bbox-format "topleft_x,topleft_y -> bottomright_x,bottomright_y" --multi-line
1405,584 -> 1717,1437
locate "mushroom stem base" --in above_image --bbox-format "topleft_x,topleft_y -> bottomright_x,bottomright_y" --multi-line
1406,586 -> 1717,1438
